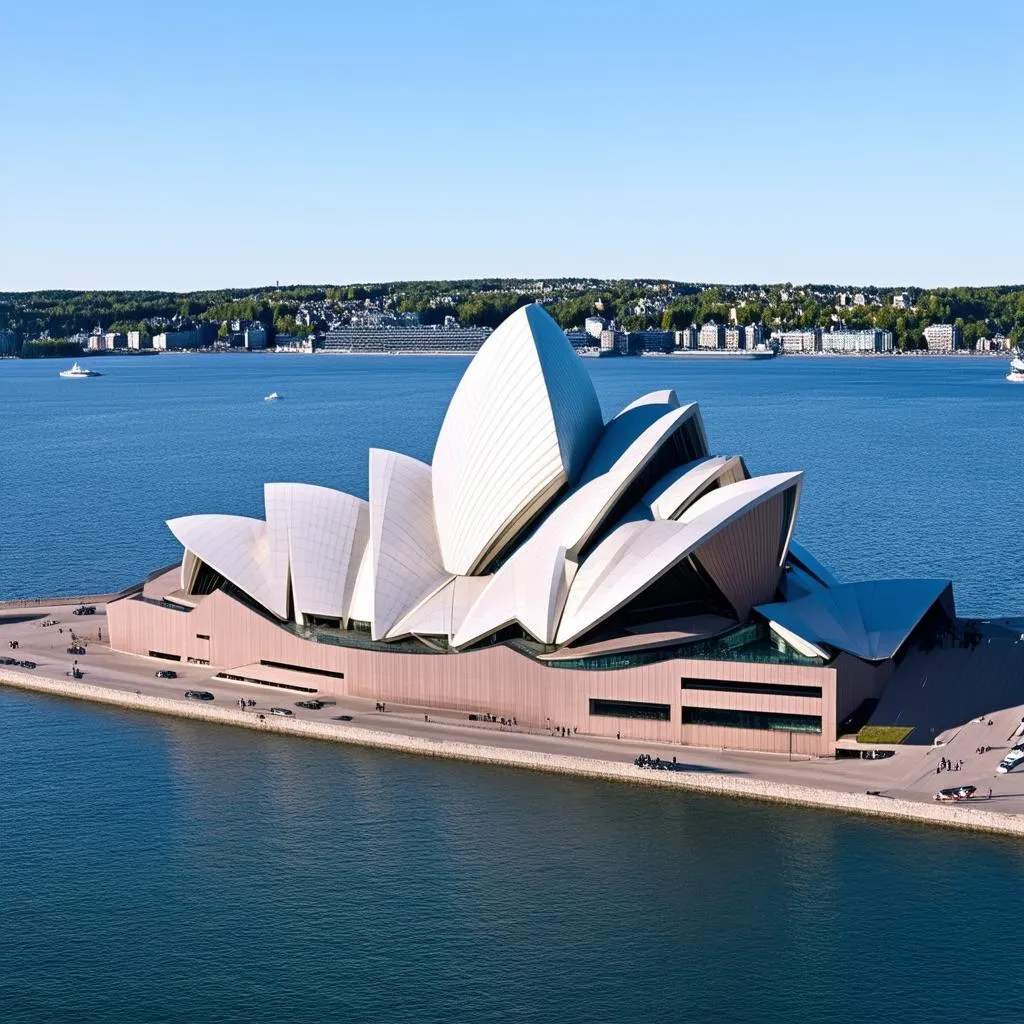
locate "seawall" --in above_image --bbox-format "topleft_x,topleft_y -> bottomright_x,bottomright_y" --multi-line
3,669 -> 1022,838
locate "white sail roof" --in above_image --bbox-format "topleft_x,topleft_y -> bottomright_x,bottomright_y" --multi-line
451,399 -> 709,648
431,304 -> 603,576
368,448 -> 450,640
265,483 -> 369,626
167,513 -> 290,619
554,473 -> 802,645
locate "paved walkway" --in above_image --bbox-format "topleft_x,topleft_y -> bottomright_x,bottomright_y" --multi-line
4,600 -> 1024,817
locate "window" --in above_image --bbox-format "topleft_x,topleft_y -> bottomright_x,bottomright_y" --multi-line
149,650 -> 181,661
259,660 -> 345,680
682,707 -> 821,734
682,678 -> 822,699
589,698 -> 671,721
196,633 -> 210,640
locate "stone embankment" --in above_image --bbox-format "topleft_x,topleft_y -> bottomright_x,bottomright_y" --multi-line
3,669 -> 1022,838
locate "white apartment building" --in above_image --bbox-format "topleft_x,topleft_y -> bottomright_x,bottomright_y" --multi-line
923,324 -> 962,352
821,329 -> 894,353
773,329 -> 822,353
674,326 -> 698,350
698,322 -> 725,350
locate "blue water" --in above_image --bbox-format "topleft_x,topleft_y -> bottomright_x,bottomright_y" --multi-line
3,352 -> 1024,1023
1,353 -> 1021,614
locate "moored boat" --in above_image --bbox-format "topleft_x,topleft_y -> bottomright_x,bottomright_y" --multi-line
59,361 -> 102,378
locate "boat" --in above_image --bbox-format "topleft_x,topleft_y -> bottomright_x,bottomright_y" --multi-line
264,392 -> 282,401
59,362 -> 102,378
1007,357 -> 1024,382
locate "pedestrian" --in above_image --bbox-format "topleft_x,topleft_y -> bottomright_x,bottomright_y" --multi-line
989,787 -> 993,799
616,731 -> 620,741
424,714 -> 429,722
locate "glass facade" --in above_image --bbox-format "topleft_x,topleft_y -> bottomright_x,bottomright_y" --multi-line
682,707 -> 821,734
589,698 -> 671,721
681,678 -> 822,698
541,621 -> 827,672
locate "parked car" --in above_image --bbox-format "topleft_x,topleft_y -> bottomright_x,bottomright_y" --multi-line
269,707 -> 293,716
19,660 -> 37,670
997,746 -> 1024,774
184,689 -> 214,701
73,605 -> 96,616
155,669 -> 177,679
295,699 -> 324,710
934,785 -> 977,801
336,714 -> 354,722
67,645 -> 87,655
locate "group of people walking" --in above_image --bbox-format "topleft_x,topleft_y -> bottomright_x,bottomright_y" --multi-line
936,756 -> 964,773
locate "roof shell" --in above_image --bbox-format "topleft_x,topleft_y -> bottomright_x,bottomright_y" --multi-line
756,578 -> 953,661
431,304 -> 603,576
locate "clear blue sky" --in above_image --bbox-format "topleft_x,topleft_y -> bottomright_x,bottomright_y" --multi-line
1,0 -> 1021,291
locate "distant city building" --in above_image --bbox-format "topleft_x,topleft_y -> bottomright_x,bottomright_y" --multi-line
0,329 -> 19,356
724,326 -> 743,350
774,329 -> 822,354
976,335 -> 1012,353
154,328 -> 202,351
698,322 -> 725,350
599,328 -> 629,355
244,325 -> 268,351
892,292 -> 912,310
563,329 -> 594,350
821,328 -> 894,353
322,325 -> 491,354
853,293 -> 867,306
836,292 -> 851,308
923,323 -> 963,353
584,316 -> 606,341
744,323 -> 766,349
127,331 -> 152,350
104,331 -> 128,351
674,326 -> 698,350
629,330 -> 673,354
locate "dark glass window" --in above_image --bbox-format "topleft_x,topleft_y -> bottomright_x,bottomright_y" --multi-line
682,706 -> 821,734
196,633 -> 210,640
681,678 -> 822,698
259,659 -> 345,680
589,698 -> 671,721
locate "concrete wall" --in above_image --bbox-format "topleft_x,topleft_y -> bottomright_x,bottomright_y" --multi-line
109,588 -> 840,756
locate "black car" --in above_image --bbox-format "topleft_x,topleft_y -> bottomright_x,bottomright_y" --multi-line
184,689 -> 214,701
295,699 -> 324,710
73,605 -> 97,616
336,714 -> 354,722
67,645 -> 87,655
155,669 -> 177,679
19,660 -> 37,669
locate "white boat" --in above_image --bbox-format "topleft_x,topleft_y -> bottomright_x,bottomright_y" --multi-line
1006,357 -> 1024,382
59,361 -> 102,378
264,392 -> 282,401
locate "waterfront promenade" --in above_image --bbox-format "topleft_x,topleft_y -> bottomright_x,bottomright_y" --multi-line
3,598 -> 1024,836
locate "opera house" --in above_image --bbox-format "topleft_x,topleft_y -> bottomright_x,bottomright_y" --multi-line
108,305 -> 954,756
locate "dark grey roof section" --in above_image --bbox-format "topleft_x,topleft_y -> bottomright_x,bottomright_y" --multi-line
756,578 -> 954,662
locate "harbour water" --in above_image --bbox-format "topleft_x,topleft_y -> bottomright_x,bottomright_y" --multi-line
3,353 -> 1024,1022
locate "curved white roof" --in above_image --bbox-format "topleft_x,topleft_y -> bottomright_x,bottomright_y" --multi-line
168,513 -> 289,619
554,472 -> 802,645
368,448 -> 450,640
431,304 -> 603,576
386,574 -> 492,640
451,401 -> 709,648
265,483 -> 369,626
644,455 -> 747,520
